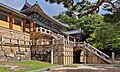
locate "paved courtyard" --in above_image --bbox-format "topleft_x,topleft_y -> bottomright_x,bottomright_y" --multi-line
44,64 -> 120,72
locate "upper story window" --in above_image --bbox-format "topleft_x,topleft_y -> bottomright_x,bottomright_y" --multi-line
14,18 -> 21,26
0,14 -> 7,22
26,20 -> 30,28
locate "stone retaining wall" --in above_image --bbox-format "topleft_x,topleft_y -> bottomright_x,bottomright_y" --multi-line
0,27 -> 31,61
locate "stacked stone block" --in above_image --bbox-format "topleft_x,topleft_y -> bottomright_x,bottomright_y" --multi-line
0,27 -> 31,61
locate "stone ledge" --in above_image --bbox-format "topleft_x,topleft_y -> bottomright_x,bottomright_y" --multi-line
27,65 -> 63,72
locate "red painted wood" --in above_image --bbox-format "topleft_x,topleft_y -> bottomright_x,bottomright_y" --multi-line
9,17 -> 13,29
23,21 -> 26,32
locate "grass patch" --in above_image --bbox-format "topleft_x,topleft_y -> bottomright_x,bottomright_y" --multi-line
0,60 -> 57,72
0,67 -> 14,72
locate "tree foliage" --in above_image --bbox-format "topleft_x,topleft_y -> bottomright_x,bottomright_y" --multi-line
46,0 -> 120,17
53,14 -> 104,41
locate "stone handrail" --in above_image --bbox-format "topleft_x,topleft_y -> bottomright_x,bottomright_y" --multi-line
36,27 -> 64,40
76,42 -> 111,64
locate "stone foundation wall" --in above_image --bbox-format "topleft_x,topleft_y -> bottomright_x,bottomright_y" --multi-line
86,52 -> 106,64
63,45 -> 73,65
0,27 -> 31,61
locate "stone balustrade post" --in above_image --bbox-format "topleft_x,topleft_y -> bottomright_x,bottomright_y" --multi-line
36,27 -> 38,32
74,38 -> 76,46
112,52 -> 115,64
40,27 -> 42,33
51,49 -> 53,64
67,36 -> 69,45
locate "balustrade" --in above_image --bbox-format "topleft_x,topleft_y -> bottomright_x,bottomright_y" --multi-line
75,41 -> 111,63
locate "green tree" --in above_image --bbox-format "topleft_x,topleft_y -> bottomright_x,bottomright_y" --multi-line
53,14 -> 104,41
87,22 -> 120,56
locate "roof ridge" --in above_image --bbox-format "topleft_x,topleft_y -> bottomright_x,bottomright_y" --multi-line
20,0 -> 32,11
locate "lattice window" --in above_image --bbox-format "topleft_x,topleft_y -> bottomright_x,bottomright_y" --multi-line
14,18 -> 21,26
0,14 -> 7,22
26,20 -> 30,28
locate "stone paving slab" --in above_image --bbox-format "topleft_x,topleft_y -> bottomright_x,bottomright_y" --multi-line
44,64 -> 120,72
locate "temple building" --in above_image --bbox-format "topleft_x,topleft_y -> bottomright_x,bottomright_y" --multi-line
0,1 -> 111,65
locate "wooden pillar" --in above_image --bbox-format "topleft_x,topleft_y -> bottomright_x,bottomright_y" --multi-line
23,20 -> 26,32
9,16 -> 13,29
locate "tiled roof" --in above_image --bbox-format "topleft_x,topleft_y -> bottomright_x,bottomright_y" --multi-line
0,2 -> 26,17
63,28 -> 83,35
21,2 -> 32,11
0,2 -> 69,28
21,2 -> 69,28
51,18 -> 69,28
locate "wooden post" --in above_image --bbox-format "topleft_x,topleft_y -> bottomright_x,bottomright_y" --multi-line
23,20 -> 26,32
9,16 -> 13,29
51,49 -> 53,64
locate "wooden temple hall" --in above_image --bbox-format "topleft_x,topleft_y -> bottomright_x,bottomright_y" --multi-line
0,1 -> 112,65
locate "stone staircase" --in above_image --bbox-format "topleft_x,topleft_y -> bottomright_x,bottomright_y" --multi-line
36,27 -> 111,64
76,42 -> 111,64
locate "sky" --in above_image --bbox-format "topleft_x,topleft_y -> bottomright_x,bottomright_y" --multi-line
0,0 -> 67,16
0,0 -> 111,16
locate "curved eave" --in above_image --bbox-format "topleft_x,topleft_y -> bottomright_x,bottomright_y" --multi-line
21,3 -> 69,28
0,2 -> 26,18
63,29 -> 85,35
59,30 -> 75,39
